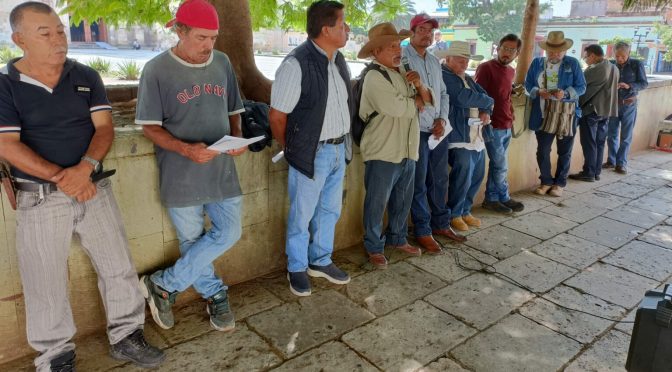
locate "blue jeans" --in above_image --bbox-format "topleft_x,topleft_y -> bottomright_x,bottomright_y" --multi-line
448,148 -> 485,218
607,103 -> 638,167
535,131 -> 575,187
153,196 -> 243,298
286,143 -> 345,273
363,159 -> 416,254
411,131 -> 451,237
579,113 -> 609,177
484,128 -> 512,203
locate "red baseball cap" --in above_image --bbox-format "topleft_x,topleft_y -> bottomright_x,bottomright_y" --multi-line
410,13 -> 439,31
165,0 -> 219,31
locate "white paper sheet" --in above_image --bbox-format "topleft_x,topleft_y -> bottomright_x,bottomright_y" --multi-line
207,135 -> 265,153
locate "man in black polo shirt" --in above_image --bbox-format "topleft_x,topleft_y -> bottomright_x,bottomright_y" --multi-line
0,3 -> 164,371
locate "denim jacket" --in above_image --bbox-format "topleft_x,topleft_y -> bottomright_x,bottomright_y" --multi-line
525,56 -> 587,131
442,66 -> 494,144
611,58 -> 648,101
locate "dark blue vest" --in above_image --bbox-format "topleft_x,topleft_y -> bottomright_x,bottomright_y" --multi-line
284,40 -> 353,178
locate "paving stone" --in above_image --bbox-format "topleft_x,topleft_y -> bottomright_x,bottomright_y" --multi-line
626,159 -> 659,170
509,191 -> 557,212
570,191 -> 632,209
621,174 -> 670,188
464,225 -> 541,259
492,251 -> 578,293
407,246 -> 496,283
501,211 -> 578,240
251,270 -> 310,304
468,207 -> 514,230
450,314 -> 581,372
659,161 -> 672,171
638,167 -> 672,181
565,330 -> 630,372
563,178 -> 603,194
152,299 -> 213,345
604,205 -> 667,229
614,306 -> 637,335
569,217 -> 643,249
667,216 -> 672,225
345,261 -> 445,316
246,290 -> 374,358
596,182 -> 655,199
116,323 -> 281,371
343,301 -> 476,372
564,262 -> 659,308
646,185 -> 672,202
518,285 -> 625,344
530,233 -> 612,270
425,272 -> 533,330
631,151 -> 672,165
628,195 -> 672,216
419,357 -> 470,372
331,246 -> 372,278
540,198 -> 609,223
639,225 -> 672,250
229,282 -> 284,319
602,240 -> 672,281
270,341 -> 377,372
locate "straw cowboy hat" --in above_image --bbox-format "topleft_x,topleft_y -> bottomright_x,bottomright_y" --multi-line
357,23 -> 412,59
538,31 -> 573,52
434,41 -> 483,61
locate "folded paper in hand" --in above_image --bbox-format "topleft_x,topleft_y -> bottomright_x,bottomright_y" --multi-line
207,135 -> 265,153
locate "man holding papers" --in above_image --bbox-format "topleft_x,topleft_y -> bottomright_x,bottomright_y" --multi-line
438,41 -> 494,232
134,0 -> 246,332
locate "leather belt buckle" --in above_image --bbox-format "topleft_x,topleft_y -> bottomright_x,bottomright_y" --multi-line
322,135 -> 345,145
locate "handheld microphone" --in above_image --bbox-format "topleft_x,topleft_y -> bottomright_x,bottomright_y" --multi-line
401,56 -> 412,73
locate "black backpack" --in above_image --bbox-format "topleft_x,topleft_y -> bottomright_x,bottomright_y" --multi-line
241,100 -> 271,152
352,63 -> 393,146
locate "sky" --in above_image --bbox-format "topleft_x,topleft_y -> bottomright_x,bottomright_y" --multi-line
413,0 -> 572,17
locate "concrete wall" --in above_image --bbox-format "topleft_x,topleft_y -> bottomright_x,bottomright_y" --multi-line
0,79 -> 670,364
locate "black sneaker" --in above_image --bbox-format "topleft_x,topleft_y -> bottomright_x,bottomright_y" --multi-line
110,329 -> 166,369
502,199 -> 525,212
482,200 -> 513,214
602,162 -> 614,169
207,290 -> 235,332
287,271 -> 311,296
50,350 -> 75,372
595,174 -> 601,181
568,172 -> 595,182
615,165 -> 628,174
307,263 -> 351,284
139,274 -> 177,329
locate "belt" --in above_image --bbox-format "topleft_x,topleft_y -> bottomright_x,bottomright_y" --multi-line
619,97 -> 637,106
15,169 -> 116,193
320,135 -> 346,145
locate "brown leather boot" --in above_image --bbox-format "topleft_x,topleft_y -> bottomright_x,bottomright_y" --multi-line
415,235 -> 442,254
432,227 -> 467,243
388,243 -> 422,256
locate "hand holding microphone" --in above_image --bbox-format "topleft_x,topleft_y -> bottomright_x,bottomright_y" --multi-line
402,57 -> 422,90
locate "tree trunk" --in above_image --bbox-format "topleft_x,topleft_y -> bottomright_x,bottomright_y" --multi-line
515,0 -> 539,85
212,0 -> 272,103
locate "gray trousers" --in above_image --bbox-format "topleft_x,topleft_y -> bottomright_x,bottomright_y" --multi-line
15,178 -> 145,371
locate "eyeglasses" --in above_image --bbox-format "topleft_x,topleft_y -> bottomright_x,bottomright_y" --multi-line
499,46 -> 518,53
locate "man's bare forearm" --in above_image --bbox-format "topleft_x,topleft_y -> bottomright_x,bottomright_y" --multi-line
269,108 -> 287,146
142,125 -> 189,156
229,114 -> 242,137
0,136 -> 61,180
84,124 -> 114,162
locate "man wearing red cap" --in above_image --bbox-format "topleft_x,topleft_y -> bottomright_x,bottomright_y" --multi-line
135,0 -> 247,332
404,13 -> 466,254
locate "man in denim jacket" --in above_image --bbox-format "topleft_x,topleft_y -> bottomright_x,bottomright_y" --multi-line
438,42 -> 494,232
525,31 -> 586,197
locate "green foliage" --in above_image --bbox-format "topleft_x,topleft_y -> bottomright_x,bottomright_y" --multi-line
655,22 -> 672,62
599,36 -> 632,46
115,60 -> 141,80
0,46 -> 21,64
60,0 -> 418,30
86,57 -> 112,74
622,0 -> 670,11
445,0 -> 550,46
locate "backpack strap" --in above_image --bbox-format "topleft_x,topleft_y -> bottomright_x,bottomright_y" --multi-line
360,63 -> 395,124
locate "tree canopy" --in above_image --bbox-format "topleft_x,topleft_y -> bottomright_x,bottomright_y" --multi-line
59,0 -> 418,30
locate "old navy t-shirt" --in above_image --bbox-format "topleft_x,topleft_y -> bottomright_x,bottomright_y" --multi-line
135,49 -> 244,207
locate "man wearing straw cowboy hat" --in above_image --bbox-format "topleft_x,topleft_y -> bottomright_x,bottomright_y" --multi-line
403,13 -> 466,255
357,23 -> 433,268
436,42 -> 494,232
524,31 -> 586,197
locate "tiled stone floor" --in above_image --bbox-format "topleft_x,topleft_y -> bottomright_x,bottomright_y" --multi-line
4,150 -> 672,371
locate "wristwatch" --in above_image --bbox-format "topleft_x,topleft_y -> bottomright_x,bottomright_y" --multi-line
81,155 -> 102,173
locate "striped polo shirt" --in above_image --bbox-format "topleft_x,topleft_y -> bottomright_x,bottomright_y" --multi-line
0,58 -> 111,182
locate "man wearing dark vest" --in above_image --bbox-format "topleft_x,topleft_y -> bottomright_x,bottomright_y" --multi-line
269,0 -> 354,297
